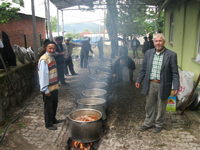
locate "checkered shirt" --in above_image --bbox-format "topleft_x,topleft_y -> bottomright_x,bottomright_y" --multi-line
150,50 -> 165,80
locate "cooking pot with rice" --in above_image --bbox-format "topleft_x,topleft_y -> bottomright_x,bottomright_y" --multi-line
68,109 -> 102,143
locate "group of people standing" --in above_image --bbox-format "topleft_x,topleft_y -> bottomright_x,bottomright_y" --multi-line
142,36 -> 155,54
38,33 -> 180,134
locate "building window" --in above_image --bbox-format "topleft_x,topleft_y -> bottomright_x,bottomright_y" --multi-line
170,13 -> 174,43
197,19 -> 200,53
195,18 -> 200,63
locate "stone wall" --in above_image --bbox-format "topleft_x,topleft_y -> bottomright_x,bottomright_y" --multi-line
0,61 -> 38,112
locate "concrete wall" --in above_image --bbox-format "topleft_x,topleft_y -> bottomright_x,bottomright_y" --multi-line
0,62 -> 38,113
164,0 -> 200,81
0,13 -> 46,50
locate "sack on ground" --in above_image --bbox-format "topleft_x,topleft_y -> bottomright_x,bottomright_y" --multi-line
177,70 -> 194,100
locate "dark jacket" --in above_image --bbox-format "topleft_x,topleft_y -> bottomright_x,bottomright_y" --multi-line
81,41 -> 93,54
131,39 -> 140,48
148,39 -> 154,49
55,43 -> 65,64
142,41 -> 149,54
97,39 -> 103,49
113,56 -> 136,74
136,48 -> 180,99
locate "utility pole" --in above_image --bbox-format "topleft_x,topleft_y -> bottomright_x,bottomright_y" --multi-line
47,0 -> 53,40
31,0 -> 38,60
57,8 -> 59,36
103,9 -> 106,49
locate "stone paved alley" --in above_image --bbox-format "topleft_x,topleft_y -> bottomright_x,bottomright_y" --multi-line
0,53 -> 200,150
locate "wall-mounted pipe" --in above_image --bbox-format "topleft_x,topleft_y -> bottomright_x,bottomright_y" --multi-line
23,34 -> 27,49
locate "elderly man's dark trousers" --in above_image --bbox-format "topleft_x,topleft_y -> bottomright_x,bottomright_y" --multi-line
43,90 -> 58,128
65,56 -> 76,75
57,62 -> 65,83
80,53 -> 89,68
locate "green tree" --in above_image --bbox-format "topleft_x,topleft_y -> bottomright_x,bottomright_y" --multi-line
142,10 -> 164,35
64,33 -> 80,40
84,29 -> 90,32
50,16 -> 61,32
50,16 -> 57,32
117,0 -> 148,36
0,2 -> 21,24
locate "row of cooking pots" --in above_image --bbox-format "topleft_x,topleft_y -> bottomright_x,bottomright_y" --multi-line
68,60 -> 112,143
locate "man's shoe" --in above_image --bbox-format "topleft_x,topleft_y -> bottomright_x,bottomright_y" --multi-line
65,74 -> 69,76
72,73 -> 78,75
61,82 -> 69,85
153,127 -> 162,133
139,125 -> 152,132
46,126 -> 57,130
53,120 -> 63,124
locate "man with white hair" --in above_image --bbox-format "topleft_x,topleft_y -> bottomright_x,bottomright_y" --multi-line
135,33 -> 179,133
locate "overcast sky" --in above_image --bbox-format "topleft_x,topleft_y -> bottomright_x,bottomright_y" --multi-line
5,0 -> 105,25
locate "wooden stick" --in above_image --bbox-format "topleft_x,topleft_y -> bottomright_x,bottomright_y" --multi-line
180,74 -> 200,115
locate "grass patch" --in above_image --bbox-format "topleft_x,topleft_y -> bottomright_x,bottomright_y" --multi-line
19,123 -> 25,128
155,143 -> 167,147
187,128 -> 193,134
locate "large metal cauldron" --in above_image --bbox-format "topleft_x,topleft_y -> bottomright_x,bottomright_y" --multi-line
82,88 -> 107,99
96,66 -> 110,72
68,109 -> 102,143
77,98 -> 107,120
90,74 -> 109,82
85,82 -> 107,89
98,63 -> 111,68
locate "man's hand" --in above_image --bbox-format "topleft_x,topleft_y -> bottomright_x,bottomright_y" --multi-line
61,51 -> 66,55
64,55 -> 68,59
113,74 -> 116,78
45,92 -> 51,97
173,90 -> 179,95
135,82 -> 140,88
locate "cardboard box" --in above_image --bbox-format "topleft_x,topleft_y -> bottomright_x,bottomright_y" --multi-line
166,96 -> 176,112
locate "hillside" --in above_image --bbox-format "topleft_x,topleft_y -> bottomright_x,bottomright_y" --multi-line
62,22 -> 104,33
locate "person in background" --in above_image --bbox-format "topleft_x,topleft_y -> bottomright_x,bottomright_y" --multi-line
38,39 -> 50,59
124,38 -> 129,48
122,34 -> 126,45
97,37 -> 103,60
135,33 -> 179,133
131,36 -> 140,59
38,41 -> 66,130
55,36 -> 68,85
148,36 -> 155,49
111,38 -> 117,59
63,37 -> 81,75
142,36 -> 149,54
80,37 -> 94,68
113,46 -> 136,83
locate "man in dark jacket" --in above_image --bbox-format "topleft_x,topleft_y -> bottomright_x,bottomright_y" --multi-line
80,37 -> 94,68
55,36 -> 68,85
131,36 -> 140,59
113,46 -> 136,83
142,37 -> 149,54
148,36 -> 154,49
135,33 -> 179,133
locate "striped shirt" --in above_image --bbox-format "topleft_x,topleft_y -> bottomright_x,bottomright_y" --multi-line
150,49 -> 165,80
